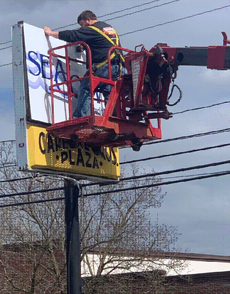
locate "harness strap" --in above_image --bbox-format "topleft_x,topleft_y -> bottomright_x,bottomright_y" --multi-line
89,25 -> 125,69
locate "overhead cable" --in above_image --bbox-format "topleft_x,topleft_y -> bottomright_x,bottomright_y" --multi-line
0,62 -> 12,68
99,0 -> 161,18
120,142 -> 230,165
103,0 -> 179,22
120,5 -> 230,36
82,159 -> 230,187
142,128 -> 230,146
54,0 -> 162,30
0,187 -> 64,200
1,170 -> 230,208
173,101 -> 230,115
82,170 -> 230,197
0,45 -> 12,51
0,3 -> 229,67
1,158 -> 230,196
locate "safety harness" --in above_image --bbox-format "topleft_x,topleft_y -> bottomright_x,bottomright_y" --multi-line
89,25 -> 125,70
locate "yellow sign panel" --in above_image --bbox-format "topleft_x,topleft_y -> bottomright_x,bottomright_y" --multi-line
27,125 -> 120,181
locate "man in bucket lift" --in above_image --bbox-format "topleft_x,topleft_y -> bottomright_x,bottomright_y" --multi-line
44,10 -> 125,118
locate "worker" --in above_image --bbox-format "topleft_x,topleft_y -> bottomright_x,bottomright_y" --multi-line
44,10 -> 125,118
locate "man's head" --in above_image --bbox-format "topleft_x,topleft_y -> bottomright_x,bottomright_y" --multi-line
78,10 -> 97,27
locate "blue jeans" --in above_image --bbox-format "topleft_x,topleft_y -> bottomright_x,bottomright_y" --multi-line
73,63 -> 121,118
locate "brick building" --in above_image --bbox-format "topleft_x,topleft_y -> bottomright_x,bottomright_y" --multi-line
1,243 -> 230,293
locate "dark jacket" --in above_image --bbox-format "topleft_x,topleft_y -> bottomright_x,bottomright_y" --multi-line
59,21 -> 121,64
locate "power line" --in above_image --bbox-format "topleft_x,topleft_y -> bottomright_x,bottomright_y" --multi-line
142,128 -> 230,146
0,176 -> 34,183
120,4 -> 230,36
1,141 -> 230,185
83,159 -> 230,187
83,169 -> 230,197
0,62 -> 12,68
2,128 -> 230,148
173,101 -> 230,115
0,40 -> 11,46
1,169 -> 230,208
54,0 -> 162,30
120,142 -> 230,165
0,187 -> 64,200
0,45 -> 12,51
1,158 -> 230,195
99,0 -> 161,18
0,3 -> 229,68
1,128 -> 230,184
0,196 -> 65,208
103,0 -> 179,22
120,159 -> 230,183
0,164 -> 17,169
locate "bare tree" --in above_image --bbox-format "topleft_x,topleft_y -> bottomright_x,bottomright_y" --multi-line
80,165 -> 183,293
0,143 -> 184,294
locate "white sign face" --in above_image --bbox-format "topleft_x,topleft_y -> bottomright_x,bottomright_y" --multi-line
23,23 -> 87,124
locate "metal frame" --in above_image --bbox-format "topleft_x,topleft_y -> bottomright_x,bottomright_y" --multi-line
12,22 -> 29,171
47,42 -> 163,150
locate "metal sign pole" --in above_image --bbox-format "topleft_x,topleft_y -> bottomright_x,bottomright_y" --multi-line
64,179 -> 82,294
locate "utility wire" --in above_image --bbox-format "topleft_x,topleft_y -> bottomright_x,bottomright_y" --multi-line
142,128 -> 230,146
0,40 -> 11,46
103,0 -> 179,22
0,45 -> 12,51
1,169 -> 230,208
82,169 -> 230,197
120,127 -> 230,150
0,62 -> 12,68
0,164 -> 17,169
82,159 -> 230,187
0,187 -> 64,200
99,0 -> 160,18
120,142 -> 230,165
54,0 -> 162,30
0,3 -> 229,67
1,142 -> 230,184
173,101 -> 230,115
2,127 -> 230,148
0,197 -> 65,208
120,4 -> 230,36
0,176 -> 34,183
1,158 -> 230,196
1,128 -> 230,184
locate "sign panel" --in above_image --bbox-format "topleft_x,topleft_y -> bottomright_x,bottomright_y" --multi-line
12,22 -> 120,181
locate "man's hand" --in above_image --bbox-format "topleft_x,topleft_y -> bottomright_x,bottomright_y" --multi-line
44,26 -> 59,39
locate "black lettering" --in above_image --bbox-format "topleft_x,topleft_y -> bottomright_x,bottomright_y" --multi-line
69,150 -> 75,165
47,134 -> 55,153
38,132 -> 46,154
61,151 -> 68,163
105,148 -> 112,162
76,148 -> 85,166
93,156 -> 99,169
69,139 -> 77,149
111,148 -> 117,165
62,139 -> 69,149
85,151 -> 92,168
100,147 -> 106,160
55,137 -> 62,152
